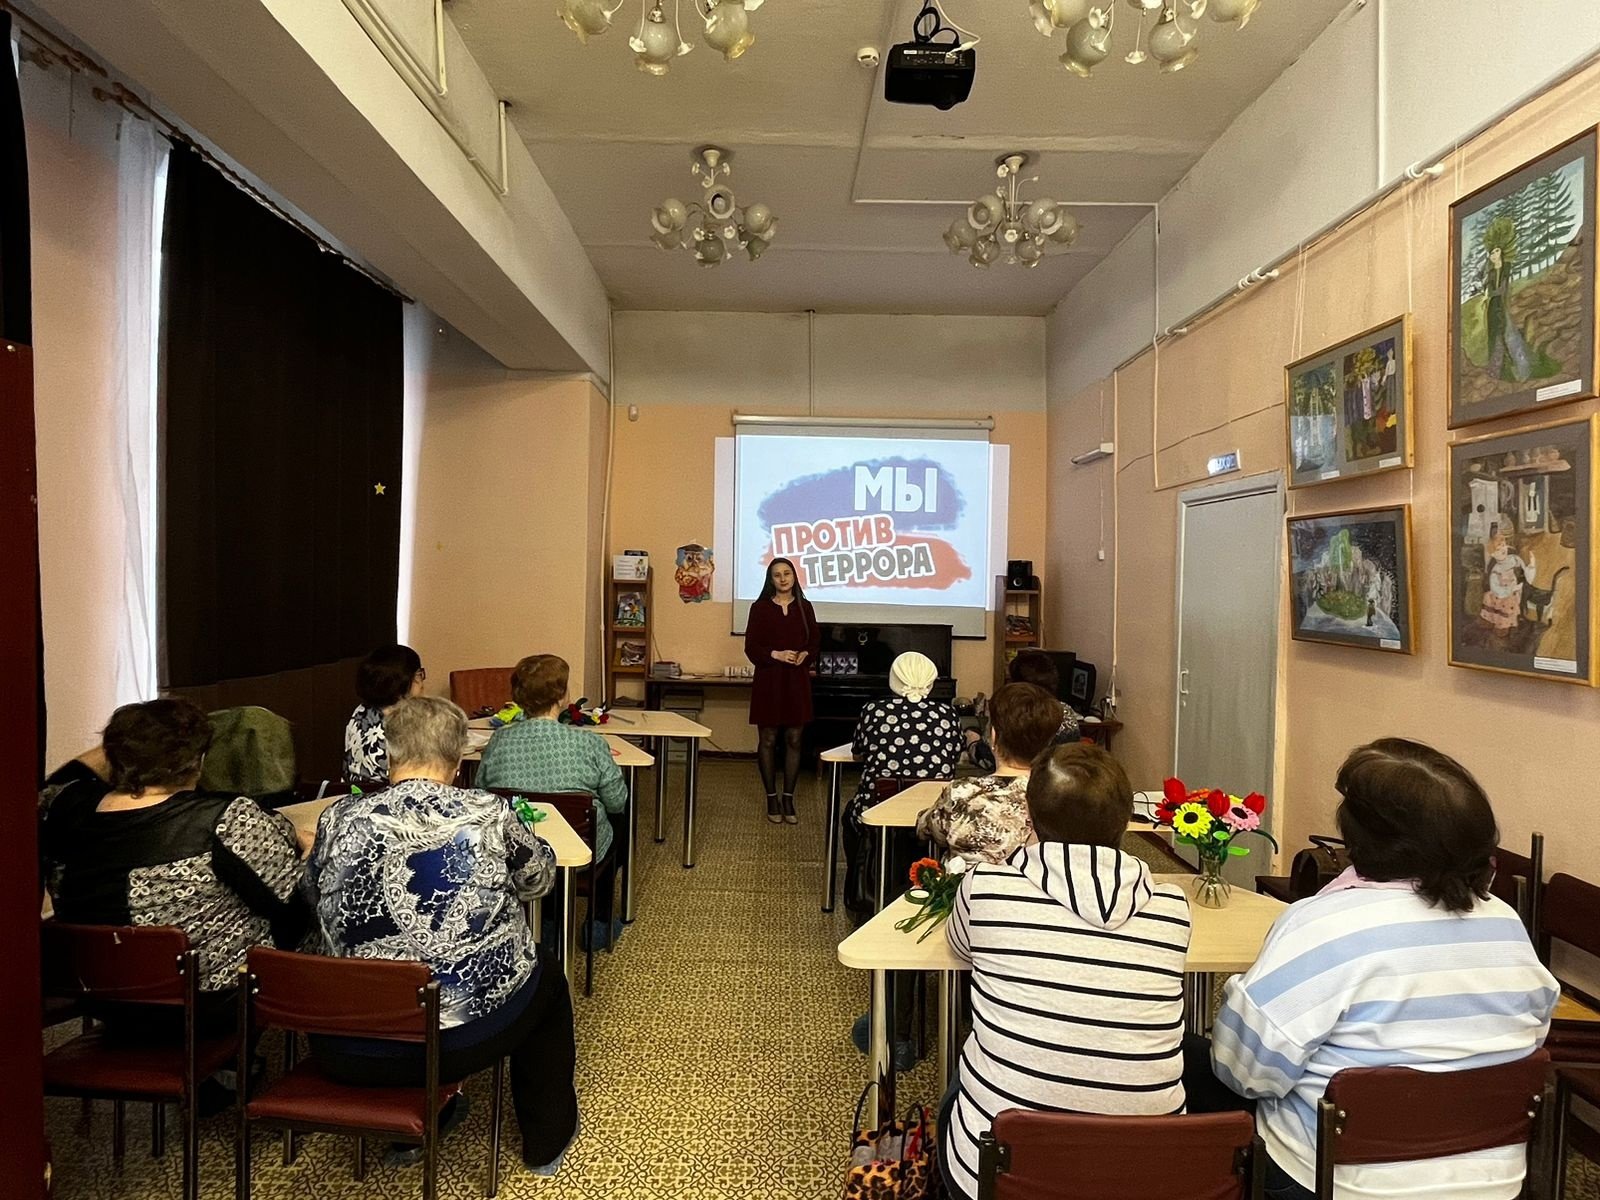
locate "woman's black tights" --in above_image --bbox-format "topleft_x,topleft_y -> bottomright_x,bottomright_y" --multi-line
757,725 -> 803,795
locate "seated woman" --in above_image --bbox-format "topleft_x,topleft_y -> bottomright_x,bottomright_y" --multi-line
1210,739 -> 1558,1200
939,744 -> 1190,1200
342,643 -> 425,785
917,682 -> 1063,863
965,650 -> 1081,770
38,698 -> 309,1033
307,696 -> 578,1175
477,654 -> 629,945
842,650 -> 964,918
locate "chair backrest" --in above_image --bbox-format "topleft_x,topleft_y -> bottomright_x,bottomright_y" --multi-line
487,788 -> 595,846
245,947 -> 432,1041
40,923 -> 191,1007
1542,872 -> 1600,1008
1316,1050 -> 1549,1182
874,775 -> 939,803
1489,832 -> 1543,936
979,1109 -> 1258,1200
449,667 -> 515,716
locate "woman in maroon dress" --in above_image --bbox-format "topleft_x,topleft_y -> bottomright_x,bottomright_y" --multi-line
744,557 -> 820,825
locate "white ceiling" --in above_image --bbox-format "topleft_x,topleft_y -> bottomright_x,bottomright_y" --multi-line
449,0 -> 1349,316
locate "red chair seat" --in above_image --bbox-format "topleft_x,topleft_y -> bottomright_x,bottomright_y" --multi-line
1562,1065 -> 1600,1109
245,1059 -> 461,1138
43,1030 -> 236,1098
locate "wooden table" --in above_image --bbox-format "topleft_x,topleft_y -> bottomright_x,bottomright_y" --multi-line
819,742 -> 856,913
280,794 -> 593,996
1079,715 -> 1123,751
837,876 -> 1287,1124
604,709 -> 713,868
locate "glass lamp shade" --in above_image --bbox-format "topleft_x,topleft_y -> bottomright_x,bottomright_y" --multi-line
1061,18 -> 1110,75
651,229 -> 683,251
1050,0 -> 1092,24
1017,239 -> 1044,266
967,192 -> 1005,232
634,9 -> 679,74
1048,210 -> 1081,244
944,219 -> 978,252
1149,10 -> 1197,65
704,0 -> 755,59
558,0 -> 613,43
1209,0 -> 1260,25
695,237 -> 727,266
1024,197 -> 1062,235
746,235 -> 769,261
971,240 -> 1001,268
651,197 -> 688,233
1028,1 -> 1055,37
743,202 -> 773,235
1126,0 -> 1162,10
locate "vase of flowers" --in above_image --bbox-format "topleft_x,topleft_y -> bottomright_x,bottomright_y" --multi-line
1156,778 -> 1276,909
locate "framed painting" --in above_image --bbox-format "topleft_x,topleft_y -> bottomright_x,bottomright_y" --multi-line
1288,506 -> 1415,654
1285,316 -> 1414,487
1450,128 -> 1598,427
1448,415 -> 1597,683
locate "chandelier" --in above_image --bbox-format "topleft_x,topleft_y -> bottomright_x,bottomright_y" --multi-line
650,147 -> 777,266
942,154 -> 1080,268
557,0 -> 765,75
1031,0 -> 1263,77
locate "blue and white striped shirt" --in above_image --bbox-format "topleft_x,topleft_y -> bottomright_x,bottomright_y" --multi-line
1211,885 -> 1557,1198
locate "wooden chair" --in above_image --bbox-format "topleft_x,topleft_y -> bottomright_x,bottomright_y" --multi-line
1489,831 -> 1544,938
1541,871 -> 1600,1194
449,668 -> 515,717
487,789 -> 616,998
237,947 -> 506,1200
976,1109 -> 1261,1199
1313,1050 -> 1550,1199
41,924 -> 232,1200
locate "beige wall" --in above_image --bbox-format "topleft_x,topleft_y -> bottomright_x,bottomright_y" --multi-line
404,308 -> 608,704
611,311 -> 1047,752
1047,61 -> 1600,878
26,62 -> 130,766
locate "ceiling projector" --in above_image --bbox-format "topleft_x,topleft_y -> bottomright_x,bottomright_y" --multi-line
884,42 -> 975,111
884,1 -> 976,111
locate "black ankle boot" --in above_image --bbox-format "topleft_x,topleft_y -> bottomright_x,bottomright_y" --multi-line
766,792 -> 781,823
781,793 -> 798,825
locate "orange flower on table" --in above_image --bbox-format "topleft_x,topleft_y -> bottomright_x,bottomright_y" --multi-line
909,857 -> 942,888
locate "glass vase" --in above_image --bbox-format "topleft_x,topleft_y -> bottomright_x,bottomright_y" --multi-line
1193,844 -> 1232,909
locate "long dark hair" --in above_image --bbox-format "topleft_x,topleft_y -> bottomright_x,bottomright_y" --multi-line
757,557 -> 807,605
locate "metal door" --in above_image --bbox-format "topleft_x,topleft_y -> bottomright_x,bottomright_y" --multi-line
1174,473 -> 1283,883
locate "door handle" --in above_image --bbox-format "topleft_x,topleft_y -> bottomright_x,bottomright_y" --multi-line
1179,668 -> 1190,696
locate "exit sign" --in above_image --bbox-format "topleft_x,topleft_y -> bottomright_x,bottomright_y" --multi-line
1207,450 -> 1241,477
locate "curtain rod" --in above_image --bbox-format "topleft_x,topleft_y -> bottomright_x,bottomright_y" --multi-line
732,413 -> 995,430
1107,38 -> 1600,379
3,0 -> 414,305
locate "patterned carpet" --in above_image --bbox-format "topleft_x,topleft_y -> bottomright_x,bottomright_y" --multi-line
43,760 -> 1600,1199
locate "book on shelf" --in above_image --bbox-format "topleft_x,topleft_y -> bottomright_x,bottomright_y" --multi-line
1004,614 -> 1036,637
614,591 -> 646,627
617,641 -> 647,668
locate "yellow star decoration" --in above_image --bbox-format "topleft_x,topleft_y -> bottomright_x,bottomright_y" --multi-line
373,482 -> 386,495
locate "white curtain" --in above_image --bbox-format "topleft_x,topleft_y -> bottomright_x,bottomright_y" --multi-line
112,113 -> 165,705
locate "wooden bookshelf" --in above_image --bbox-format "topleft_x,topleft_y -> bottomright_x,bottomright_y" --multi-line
995,575 -> 1043,693
605,568 -> 651,702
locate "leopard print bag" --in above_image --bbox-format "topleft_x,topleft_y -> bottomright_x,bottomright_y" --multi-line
842,1084 -> 941,1200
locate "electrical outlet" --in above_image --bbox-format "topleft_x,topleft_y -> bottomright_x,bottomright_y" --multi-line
1097,548 -> 1106,561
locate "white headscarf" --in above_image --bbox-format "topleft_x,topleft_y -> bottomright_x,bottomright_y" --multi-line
889,651 -> 938,702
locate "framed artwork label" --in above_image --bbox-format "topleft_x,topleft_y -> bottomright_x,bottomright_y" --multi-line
1448,415 -> 1595,683
1380,638 -> 1401,650
1537,379 -> 1584,403
1286,316 -> 1415,487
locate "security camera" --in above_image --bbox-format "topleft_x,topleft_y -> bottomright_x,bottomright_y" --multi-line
857,46 -> 881,68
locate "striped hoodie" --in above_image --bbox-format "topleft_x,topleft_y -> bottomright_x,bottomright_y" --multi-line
1211,884 -> 1558,1198
943,843 -> 1192,1200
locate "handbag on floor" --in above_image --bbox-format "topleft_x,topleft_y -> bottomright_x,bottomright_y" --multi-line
843,1083 -> 939,1199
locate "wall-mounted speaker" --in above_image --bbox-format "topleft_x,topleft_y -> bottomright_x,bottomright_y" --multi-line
1006,559 -> 1037,590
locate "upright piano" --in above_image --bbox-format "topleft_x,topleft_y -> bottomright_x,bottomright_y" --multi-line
811,621 -> 956,751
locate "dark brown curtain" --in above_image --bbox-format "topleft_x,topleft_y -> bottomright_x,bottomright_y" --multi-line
0,13 -> 48,1196
159,146 -> 402,776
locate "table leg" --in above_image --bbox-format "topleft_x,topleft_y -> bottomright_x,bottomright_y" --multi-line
653,736 -> 667,843
876,827 -> 891,913
939,970 -> 961,1100
1183,971 -> 1213,1035
822,760 -> 842,912
682,737 -> 699,869
622,765 -> 638,924
559,868 -> 577,996
870,968 -> 895,1129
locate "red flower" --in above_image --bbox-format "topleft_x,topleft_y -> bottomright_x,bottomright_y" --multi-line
909,857 -> 942,888
1242,792 -> 1267,815
1206,789 -> 1232,818
1162,778 -> 1187,805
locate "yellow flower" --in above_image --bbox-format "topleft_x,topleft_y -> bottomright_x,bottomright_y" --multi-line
1172,802 -> 1215,838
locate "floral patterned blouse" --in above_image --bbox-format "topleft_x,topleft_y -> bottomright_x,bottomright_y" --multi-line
915,773 -> 1033,865
342,704 -> 387,785
847,695 -> 965,833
